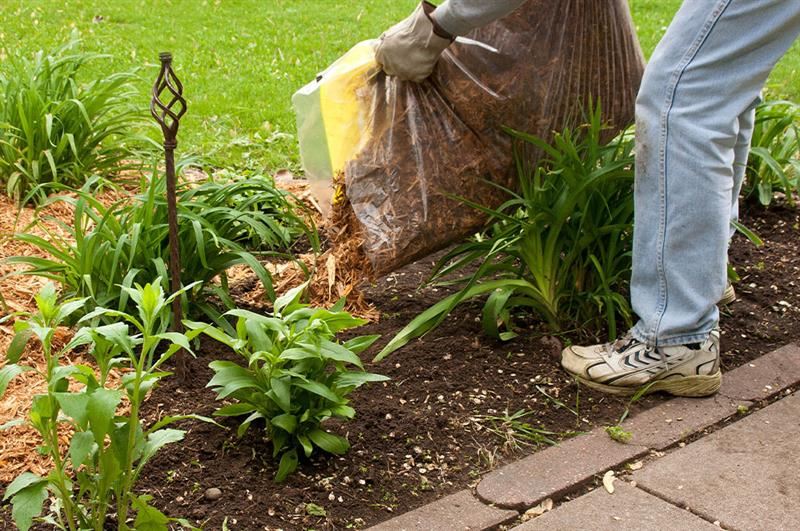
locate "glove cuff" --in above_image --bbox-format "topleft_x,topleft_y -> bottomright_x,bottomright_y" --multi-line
422,1 -> 455,42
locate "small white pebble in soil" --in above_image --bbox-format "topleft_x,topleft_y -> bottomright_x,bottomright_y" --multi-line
358,479 -> 366,485
204,487 -> 222,501
328,492 -> 335,501
338,496 -> 343,503
385,413 -> 393,420
437,394 -> 444,402
418,468 -> 428,474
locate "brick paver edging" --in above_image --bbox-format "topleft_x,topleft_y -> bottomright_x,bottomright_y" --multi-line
369,343 -> 800,530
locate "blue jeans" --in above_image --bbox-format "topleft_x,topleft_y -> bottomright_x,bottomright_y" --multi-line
630,0 -> 800,346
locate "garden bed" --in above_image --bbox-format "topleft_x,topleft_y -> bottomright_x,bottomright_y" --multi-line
45,200 -> 797,530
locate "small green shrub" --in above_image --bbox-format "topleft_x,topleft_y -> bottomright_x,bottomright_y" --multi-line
0,34 -> 146,205
187,284 -> 388,482
8,169 -> 315,329
377,108 -> 636,360
744,99 -> 800,206
0,281 -> 205,531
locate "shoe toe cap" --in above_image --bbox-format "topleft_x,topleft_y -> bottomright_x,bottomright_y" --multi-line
560,344 -> 604,375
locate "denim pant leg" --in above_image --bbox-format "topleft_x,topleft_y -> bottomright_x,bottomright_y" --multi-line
631,0 -> 800,346
730,103 -> 757,240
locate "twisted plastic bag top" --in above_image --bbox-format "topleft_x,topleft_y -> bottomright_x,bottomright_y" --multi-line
294,0 -> 645,276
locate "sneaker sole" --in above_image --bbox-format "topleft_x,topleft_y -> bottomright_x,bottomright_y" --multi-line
720,284 -> 736,305
573,371 -> 722,398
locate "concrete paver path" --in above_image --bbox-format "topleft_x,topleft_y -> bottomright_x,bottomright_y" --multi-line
513,482 -> 719,531
511,392 -> 800,531
634,392 -> 800,530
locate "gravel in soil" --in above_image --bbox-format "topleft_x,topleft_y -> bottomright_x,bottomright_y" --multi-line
3,202 -> 799,530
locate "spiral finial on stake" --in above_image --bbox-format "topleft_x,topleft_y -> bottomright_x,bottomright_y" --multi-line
151,52 -> 188,380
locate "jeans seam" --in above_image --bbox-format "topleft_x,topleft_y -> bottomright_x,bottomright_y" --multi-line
650,0 -> 733,346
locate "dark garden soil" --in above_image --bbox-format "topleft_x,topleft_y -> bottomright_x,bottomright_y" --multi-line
2,201 -> 799,530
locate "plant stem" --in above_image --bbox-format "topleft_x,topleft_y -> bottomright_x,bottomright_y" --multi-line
43,340 -> 79,531
117,337 -> 151,530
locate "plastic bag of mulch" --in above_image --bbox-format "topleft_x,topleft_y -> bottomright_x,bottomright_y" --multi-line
293,0 -> 645,277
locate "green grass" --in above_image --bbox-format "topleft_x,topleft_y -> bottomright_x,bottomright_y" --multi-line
2,0 -> 798,170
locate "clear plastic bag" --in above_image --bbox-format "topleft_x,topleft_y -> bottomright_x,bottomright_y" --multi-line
293,0 -> 645,276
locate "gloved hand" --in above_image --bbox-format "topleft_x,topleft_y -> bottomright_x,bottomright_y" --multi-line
375,1 -> 454,83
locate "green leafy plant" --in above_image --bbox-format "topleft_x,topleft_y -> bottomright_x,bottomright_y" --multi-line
0,280 -> 206,530
0,34 -> 146,205
186,284 -> 388,482
744,99 -> 800,206
376,109 -> 636,360
605,425 -> 632,444
178,168 -> 318,253
7,168 -> 315,329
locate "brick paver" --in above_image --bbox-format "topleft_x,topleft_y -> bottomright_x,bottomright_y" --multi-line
622,394 -> 748,450
634,392 -> 800,530
476,430 -> 648,510
719,343 -> 800,401
511,482 -> 718,531
368,490 -> 517,531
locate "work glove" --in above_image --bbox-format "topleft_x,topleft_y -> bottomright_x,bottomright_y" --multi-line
375,1 -> 454,83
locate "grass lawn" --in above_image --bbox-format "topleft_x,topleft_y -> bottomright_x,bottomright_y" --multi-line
2,0 -> 798,170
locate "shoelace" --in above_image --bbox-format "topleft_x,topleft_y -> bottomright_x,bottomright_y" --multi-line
607,335 -> 668,370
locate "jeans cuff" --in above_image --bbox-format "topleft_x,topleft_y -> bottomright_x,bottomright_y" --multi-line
631,323 -> 714,347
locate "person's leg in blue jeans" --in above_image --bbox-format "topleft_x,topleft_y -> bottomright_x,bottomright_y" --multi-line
562,0 -> 800,396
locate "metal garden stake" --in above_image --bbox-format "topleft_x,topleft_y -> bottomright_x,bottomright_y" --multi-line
151,52 -> 188,379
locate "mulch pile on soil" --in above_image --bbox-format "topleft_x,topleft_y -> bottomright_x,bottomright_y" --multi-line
2,200 -> 784,529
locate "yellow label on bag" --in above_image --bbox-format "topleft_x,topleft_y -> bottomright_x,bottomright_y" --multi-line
318,41 -> 377,177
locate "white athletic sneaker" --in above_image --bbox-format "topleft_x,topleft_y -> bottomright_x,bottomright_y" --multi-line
561,330 -> 721,397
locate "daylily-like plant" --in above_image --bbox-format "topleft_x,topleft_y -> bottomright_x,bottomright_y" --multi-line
0,280 -> 206,530
377,108 -> 636,360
